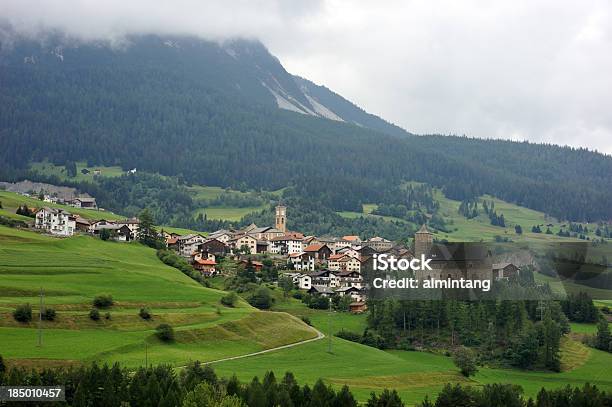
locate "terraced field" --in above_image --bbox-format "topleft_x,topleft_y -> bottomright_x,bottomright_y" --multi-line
0,225 -> 316,368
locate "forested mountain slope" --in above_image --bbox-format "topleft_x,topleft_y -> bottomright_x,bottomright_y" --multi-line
1,33 -> 611,221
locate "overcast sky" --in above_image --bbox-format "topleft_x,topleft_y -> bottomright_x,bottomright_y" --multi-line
4,0 -> 612,154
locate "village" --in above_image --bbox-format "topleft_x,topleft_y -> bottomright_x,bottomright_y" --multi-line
29,200 -> 521,313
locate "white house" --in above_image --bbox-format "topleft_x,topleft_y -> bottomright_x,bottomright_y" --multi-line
177,234 -> 207,257
34,207 -> 76,236
269,235 -> 304,255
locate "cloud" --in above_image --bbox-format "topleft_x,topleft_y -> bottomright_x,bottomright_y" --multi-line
2,0 -> 612,153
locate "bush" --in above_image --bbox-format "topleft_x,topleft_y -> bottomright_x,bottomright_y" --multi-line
89,308 -> 100,321
301,316 -> 312,326
155,324 -> 175,342
453,346 -> 478,377
336,329 -> 361,342
220,292 -> 238,307
13,304 -> 32,323
292,291 -> 303,300
99,228 -> 112,241
248,286 -> 274,310
42,308 -> 56,321
139,308 -> 152,320
104,312 -> 111,320
93,294 -> 114,308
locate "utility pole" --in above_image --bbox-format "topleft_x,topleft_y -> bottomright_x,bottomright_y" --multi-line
327,297 -> 333,353
37,287 -> 43,347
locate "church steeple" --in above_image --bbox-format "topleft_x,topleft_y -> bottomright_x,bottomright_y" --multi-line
275,204 -> 287,233
414,224 -> 433,258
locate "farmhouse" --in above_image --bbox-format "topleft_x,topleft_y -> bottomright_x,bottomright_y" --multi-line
70,197 -> 97,209
303,243 -> 332,261
493,262 -> 520,280
194,259 -> 217,276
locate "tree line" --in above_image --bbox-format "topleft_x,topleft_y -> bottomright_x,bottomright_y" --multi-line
1,357 -> 610,407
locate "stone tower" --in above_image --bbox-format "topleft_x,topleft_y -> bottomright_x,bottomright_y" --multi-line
275,205 -> 287,233
414,224 -> 433,258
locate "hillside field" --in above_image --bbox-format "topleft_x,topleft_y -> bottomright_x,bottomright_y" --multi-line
0,225 -> 316,368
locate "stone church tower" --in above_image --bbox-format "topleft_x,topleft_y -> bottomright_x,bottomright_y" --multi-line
275,205 -> 287,233
414,224 -> 433,258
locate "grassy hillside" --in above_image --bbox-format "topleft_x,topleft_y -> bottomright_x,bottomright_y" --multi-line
338,188 -> 609,245
0,226 -> 316,367
0,190 -> 125,221
213,335 -> 612,405
30,161 -> 126,182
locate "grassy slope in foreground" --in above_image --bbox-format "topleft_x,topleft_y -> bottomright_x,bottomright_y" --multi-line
0,225 -> 316,367
213,335 -> 612,405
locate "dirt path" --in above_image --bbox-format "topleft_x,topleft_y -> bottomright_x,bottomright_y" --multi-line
206,323 -> 325,365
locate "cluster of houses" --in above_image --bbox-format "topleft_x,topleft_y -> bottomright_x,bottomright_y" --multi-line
34,206 -> 140,241
40,194 -> 98,209
162,206 -> 401,312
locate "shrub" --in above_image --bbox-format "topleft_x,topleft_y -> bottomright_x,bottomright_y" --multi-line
139,308 -> 152,320
89,308 -> 100,321
453,346 -> 478,377
248,286 -> 274,310
99,228 -> 112,241
155,324 -> 175,342
13,304 -> 32,323
93,294 -> 114,308
336,329 -> 361,342
292,291 -> 303,300
301,316 -> 312,326
42,308 -> 56,321
220,292 -> 238,307
104,312 -> 111,320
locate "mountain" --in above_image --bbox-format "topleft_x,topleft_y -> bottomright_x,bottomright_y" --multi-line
1,32 -> 612,222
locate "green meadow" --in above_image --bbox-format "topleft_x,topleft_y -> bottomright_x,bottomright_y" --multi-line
0,226 -> 316,368
213,334 -> 612,405
0,190 -> 125,221
30,161 -> 125,182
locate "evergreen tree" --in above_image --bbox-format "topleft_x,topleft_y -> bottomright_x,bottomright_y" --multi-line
596,319 -> 611,351
138,208 -> 162,248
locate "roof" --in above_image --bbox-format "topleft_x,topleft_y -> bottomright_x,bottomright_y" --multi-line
367,236 -> 390,242
288,252 -> 304,258
166,238 -> 178,245
416,224 -> 432,234
73,197 -> 96,202
251,226 -> 272,233
309,269 -> 335,277
309,285 -> 334,294
270,234 -> 303,242
196,259 -> 217,266
304,244 -> 326,252
74,215 -> 91,225
335,286 -> 361,292
342,235 -> 360,241
37,206 -> 71,215
493,262 -> 516,269
328,254 -> 346,260
118,217 -> 140,224
336,270 -> 361,277
94,224 -> 122,231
